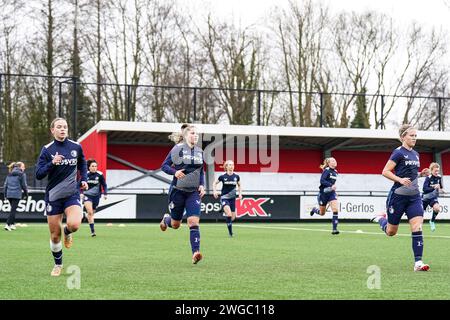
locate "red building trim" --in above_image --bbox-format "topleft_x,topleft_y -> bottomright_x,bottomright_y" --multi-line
79,131 -> 108,176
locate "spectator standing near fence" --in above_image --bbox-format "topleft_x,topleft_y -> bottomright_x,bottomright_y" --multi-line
3,162 -> 28,231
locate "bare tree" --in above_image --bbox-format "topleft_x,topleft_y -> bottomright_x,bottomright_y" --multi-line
333,11 -> 388,127
401,26 -> 448,127
82,0 -> 113,122
376,23 -> 448,129
164,11 -> 199,123
141,1 -> 178,122
0,0 -> 26,163
272,0 -> 329,127
198,16 -> 262,125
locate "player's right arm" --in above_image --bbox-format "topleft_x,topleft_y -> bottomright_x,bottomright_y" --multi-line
422,176 -> 433,193
213,176 -> 222,199
161,150 -> 176,175
35,147 -> 54,180
382,159 -> 411,186
161,150 -> 185,178
320,170 -> 332,187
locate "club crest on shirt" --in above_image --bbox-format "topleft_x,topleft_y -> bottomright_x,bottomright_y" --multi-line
71,150 -> 77,157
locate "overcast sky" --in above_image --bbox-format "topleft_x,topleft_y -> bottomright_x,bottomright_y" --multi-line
183,0 -> 450,31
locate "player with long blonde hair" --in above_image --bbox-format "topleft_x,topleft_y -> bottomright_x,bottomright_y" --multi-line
371,124 -> 431,271
310,157 -> 340,235
422,162 -> 444,232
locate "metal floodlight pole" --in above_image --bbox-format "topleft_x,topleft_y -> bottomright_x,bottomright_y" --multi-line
0,73 -> 3,123
438,98 -> 442,131
320,92 -> 324,127
127,85 -> 131,121
58,81 -> 63,117
257,90 -> 261,126
72,76 -> 78,138
0,73 -> 3,162
0,73 -> 2,109
58,77 -> 74,119
193,88 -> 197,122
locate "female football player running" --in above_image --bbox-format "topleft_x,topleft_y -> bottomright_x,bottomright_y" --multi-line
422,162 -> 444,232
36,118 -> 88,276
213,160 -> 243,237
371,124 -> 431,272
310,157 -> 340,235
82,159 -> 107,237
159,125 -> 205,264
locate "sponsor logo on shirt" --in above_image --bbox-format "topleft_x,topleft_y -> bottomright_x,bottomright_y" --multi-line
55,158 -> 78,166
182,154 -> 203,162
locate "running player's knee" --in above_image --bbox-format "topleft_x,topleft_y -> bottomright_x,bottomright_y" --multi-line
386,230 -> 397,236
188,221 -> 199,228
68,223 -> 80,232
172,221 -> 181,229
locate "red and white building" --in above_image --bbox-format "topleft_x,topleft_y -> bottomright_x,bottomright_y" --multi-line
78,121 -> 450,194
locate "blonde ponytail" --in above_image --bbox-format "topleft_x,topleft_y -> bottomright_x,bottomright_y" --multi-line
7,162 -> 17,173
319,158 -> 330,170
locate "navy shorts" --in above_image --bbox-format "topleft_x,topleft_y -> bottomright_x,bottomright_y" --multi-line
386,191 -> 423,225
317,191 -> 337,207
168,188 -> 201,221
84,195 -> 101,210
46,193 -> 81,216
422,198 -> 439,211
221,197 -> 236,212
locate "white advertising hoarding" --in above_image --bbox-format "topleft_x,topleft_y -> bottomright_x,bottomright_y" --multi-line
93,194 -> 137,219
300,195 -> 450,220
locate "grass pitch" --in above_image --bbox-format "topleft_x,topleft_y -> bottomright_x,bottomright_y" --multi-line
1,221 -> 450,300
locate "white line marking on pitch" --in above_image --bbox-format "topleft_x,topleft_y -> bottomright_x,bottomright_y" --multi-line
233,224 -> 450,239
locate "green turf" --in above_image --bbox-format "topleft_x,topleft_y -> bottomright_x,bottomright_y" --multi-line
1,221 -> 449,299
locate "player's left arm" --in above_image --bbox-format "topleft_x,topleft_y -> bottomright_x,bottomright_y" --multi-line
198,158 -> 206,198
237,177 -> 243,200
78,146 -> 88,190
3,178 -> 7,200
213,177 -> 221,199
100,174 -> 108,199
20,172 -> 29,198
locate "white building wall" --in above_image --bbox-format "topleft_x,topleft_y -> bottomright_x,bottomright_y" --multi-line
107,169 -> 448,195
